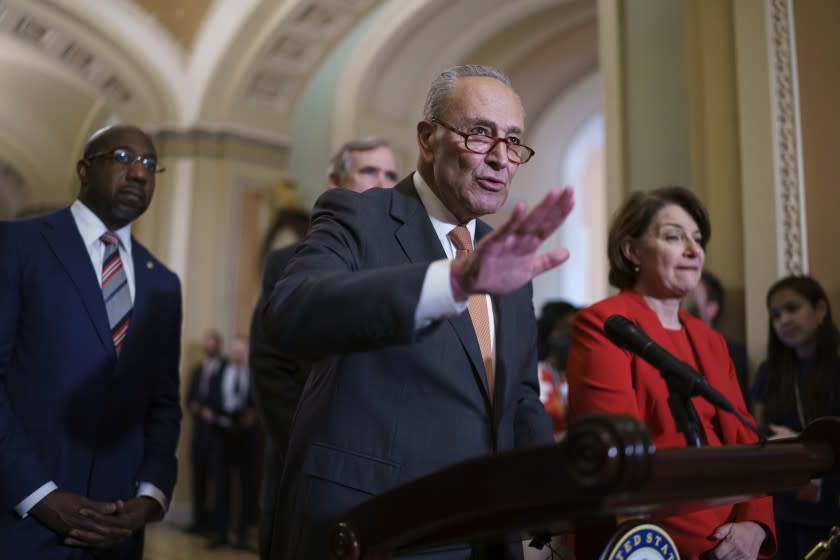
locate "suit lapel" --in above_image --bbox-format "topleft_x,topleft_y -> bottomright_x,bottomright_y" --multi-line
390,177 -> 447,263
389,178 -> 491,404
41,209 -> 113,353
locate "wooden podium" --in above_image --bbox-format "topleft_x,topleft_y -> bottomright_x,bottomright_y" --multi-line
330,414 -> 840,559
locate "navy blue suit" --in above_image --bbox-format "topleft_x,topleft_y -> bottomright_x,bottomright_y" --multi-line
262,177 -> 552,559
0,208 -> 182,559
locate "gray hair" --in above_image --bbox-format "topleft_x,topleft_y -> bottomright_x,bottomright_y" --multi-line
422,65 -> 513,121
328,136 -> 392,180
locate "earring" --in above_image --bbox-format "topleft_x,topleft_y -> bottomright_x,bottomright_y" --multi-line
634,265 -> 640,273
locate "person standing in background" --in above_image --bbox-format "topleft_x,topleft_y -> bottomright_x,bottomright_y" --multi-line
0,125 -> 182,559
536,300 -> 578,436
184,330 -> 225,535
326,136 -> 400,192
208,335 -> 258,551
248,136 -> 400,560
752,275 -> 840,559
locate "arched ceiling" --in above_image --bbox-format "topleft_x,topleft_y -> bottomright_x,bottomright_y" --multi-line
132,0 -> 213,50
0,0 -> 598,217
332,0 -> 597,157
0,0 -> 382,215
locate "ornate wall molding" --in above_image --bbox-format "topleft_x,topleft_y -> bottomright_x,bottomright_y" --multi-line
768,0 -> 808,274
149,126 -> 290,170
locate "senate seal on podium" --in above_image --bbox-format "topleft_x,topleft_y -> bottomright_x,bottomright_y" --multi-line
600,521 -> 680,560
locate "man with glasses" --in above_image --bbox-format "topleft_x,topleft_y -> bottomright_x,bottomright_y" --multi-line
0,125 -> 182,559
262,65 -> 574,559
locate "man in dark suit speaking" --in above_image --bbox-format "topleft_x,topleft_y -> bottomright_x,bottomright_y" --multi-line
0,125 -> 182,559
262,65 -> 575,559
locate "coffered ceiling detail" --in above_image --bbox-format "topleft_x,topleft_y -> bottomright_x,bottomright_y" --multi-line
0,2 -> 135,108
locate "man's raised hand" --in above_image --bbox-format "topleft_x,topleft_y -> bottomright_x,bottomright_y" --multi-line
451,186 -> 574,300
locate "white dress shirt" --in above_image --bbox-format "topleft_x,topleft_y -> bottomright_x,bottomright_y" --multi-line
221,364 -> 250,414
412,172 -> 496,358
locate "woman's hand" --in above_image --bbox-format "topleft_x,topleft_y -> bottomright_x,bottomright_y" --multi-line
708,521 -> 766,559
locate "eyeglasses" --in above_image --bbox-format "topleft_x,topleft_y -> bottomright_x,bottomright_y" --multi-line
85,148 -> 165,174
432,118 -> 535,164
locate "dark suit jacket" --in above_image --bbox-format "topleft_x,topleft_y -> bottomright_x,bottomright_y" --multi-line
0,208 -> 183,559
262,177 -> 552,559
567,290 -> 775,559
249,244 -> 310,559
186,358 -> 225,460
250,244 -> 309,462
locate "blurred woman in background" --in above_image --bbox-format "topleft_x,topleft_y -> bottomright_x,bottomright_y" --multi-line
752,275 -> 840,559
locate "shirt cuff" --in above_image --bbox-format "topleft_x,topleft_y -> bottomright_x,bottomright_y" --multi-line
414,259 -> 468,329
137,482 -> 168,513
15,481 -> 58,518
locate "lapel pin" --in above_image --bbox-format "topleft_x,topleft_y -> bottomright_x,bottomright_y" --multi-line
146,261 -> 154,270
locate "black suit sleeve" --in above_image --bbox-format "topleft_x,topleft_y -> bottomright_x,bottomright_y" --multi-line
249,246 -> 308,450
261,188 -> 427,361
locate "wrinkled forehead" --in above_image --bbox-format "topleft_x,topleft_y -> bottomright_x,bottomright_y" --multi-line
349,145 -> 396,168
442,76 -> 525,134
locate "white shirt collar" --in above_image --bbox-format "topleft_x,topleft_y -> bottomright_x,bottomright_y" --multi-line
70,199 -> 133,255
412,172 -> 476,258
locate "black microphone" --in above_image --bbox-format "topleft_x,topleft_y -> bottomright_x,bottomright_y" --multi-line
603,314 -> 766,443
604,315 -> 735,411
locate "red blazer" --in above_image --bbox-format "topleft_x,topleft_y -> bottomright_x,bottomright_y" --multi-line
566,290 -> 776,560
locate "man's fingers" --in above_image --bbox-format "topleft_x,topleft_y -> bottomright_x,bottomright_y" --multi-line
532,248 -> 570,276
514,189 -> 561,236
79,498 -> 118,515
63,536 -> 90,547
517,186 -> 574,239
75,511 -> 133,535
493,202 -> 528,238
65,529 -> 124,549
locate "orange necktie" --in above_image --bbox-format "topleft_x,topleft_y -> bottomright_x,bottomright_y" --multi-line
448,226 -> 494,399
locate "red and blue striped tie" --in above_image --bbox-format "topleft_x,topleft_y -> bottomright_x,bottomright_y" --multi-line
101,232 -> 132,354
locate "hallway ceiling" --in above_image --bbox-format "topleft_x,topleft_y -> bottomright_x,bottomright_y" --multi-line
131,0 -> 213,50
0,0 -> 597,217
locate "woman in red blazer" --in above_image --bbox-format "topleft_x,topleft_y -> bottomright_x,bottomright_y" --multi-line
566,186 -> 776,560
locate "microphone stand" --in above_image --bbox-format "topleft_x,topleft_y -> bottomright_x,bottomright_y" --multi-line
805,526 -> 840,560
664,375 -> 704,448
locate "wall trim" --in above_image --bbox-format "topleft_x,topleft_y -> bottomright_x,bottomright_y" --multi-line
768,0 -> 808,274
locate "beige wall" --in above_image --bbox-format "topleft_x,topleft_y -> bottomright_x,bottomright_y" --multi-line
684,0 -> 745,343
795,0 -> 840,314
621,0 -> 692,193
